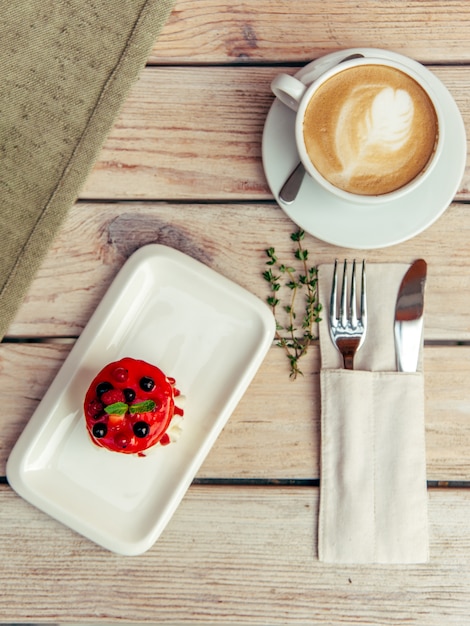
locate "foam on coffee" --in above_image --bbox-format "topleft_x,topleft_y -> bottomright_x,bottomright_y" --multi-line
303,64 -> 439,196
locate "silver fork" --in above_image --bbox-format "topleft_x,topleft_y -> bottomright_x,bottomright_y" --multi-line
329,259 -> 367,369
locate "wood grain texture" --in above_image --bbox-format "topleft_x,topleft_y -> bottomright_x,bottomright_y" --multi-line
8,202 -> 470,340
2,342 -> 469,481
153,0 -> 470,64
79,66 -> 470,202
1,484 -> 470,623
3,2 -> 470,621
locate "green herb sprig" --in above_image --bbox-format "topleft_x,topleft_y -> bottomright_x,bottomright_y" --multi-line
263,230 -> 322,379
104,400 -> 156,415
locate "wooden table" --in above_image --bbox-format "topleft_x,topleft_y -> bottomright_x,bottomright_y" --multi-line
1,1 -> 470,623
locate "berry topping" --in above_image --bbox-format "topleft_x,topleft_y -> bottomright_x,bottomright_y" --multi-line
84,357 -> 184,455
139,376 -> 155,392
123,388 -> 136,403
96,381 -> 113,398
112,367 -> 129,382
92,423 -> 107,438
87,399 -> 104,418
101,389 -> 125,406
133,421 -> 150,438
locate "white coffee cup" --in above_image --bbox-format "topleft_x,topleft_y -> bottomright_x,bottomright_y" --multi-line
271,56 -> 444,204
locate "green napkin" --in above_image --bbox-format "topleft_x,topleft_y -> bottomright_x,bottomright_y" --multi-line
0,0 -> 175,339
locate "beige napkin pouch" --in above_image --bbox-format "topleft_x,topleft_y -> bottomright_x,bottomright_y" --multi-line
317,264 -> 429,563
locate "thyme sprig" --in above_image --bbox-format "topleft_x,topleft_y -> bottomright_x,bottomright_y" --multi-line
263,230 -> 322,379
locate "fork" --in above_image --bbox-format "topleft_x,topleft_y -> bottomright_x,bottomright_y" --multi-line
329,259 -> 367,369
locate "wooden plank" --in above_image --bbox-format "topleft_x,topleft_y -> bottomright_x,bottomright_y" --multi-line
9,201 -> 470,340
153,0 -> 470,64
201,345 -> 470,482
1,342 -> 469,481
0,342 -> 71,471
79,66 -> 470,202
1,484 -> 470,623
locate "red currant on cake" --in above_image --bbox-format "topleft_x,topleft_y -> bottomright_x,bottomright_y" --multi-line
84,357 -> 184,455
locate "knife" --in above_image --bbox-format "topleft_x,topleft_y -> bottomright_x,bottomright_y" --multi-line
394,259 -> 427,372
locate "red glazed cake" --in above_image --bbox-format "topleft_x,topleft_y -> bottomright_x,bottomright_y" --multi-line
84,357 -> 184,455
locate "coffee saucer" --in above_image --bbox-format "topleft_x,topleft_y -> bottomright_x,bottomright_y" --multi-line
262,48 -> 466,249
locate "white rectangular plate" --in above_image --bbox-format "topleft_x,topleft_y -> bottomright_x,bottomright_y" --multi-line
7,245 -> 275,555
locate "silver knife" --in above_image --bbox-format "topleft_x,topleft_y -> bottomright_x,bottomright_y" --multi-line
394,259 -> 427,372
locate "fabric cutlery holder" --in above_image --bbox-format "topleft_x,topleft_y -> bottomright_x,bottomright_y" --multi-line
317,263 -> 429,563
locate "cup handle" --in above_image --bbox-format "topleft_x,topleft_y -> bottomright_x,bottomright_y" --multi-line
270,73 -> 307,111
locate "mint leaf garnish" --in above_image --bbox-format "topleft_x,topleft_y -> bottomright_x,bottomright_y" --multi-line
129,400 -> 156,414
102,399 -> 156,416
104,402 -> 128,416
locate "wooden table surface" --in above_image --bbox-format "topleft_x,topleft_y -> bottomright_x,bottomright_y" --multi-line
2,1 -> 470,623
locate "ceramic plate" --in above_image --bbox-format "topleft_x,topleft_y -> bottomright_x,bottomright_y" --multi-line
262,48 -> 467,249
6,245 -> 275,555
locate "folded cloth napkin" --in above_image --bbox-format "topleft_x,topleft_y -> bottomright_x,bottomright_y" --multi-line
317,263 -> 429,563
0,0 -> 175,340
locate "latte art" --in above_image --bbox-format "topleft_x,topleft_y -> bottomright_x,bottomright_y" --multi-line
303,65 -> 439,196
335,86 -> 414,184
363,87 -> 414,151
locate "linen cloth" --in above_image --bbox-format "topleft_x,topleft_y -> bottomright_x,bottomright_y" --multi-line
317,263 -> 429,563
0,0 -> 175,339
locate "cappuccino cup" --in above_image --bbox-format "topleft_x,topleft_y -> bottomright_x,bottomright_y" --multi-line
271,56 -> 443,204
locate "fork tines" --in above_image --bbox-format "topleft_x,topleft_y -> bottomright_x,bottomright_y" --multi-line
330,259 -> 367,328
329,259 -> 367,369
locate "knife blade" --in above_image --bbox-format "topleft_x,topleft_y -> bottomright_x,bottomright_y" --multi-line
394,259 -> 427,372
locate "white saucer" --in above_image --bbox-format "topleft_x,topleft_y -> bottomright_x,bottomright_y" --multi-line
262,48 -> 466,249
